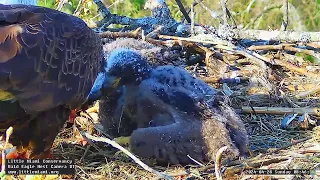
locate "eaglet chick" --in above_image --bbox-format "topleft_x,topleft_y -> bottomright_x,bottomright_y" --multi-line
98,38 -> 180,138
100,48 -> 250,164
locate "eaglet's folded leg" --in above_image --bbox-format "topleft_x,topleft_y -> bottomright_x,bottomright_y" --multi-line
215,104 -> 250,156
129,119 -> 242,165
7,106 -> 69,159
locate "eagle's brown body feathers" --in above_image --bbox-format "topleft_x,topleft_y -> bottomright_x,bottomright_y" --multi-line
0,4 -> 104,158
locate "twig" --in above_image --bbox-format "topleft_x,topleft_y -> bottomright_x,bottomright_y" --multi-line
248,44 -> 320,59
56,0 -> 68,11
187,155 -> 205,167
176,24 -> 320,43
79,145 -> 91,162
99,27 -> 141,39
296,84 -> 320,98
226,8 -> 237,28
190,3 -> 195,36
236,29 -> 320,42
232,48 -> 268,70
220,0 -> 228,25
151,35 -> 222,61
174,0 -> 191,23
73,0 -> 84,16
146,26 -> 163,38
245,0 -> 256,13
158,34 -> 226,45
307,42 -> 320,48
241,106 -> 320,116
215,146 -> 228,180
92,0 -> 112,19
83,133 -> 174,180
93,0 -> 179,34
286,83 -> 319,93
248,43 -> 294,51
247,52 -> 318,77
280,0 -> 289,31
200,77 -> 220,83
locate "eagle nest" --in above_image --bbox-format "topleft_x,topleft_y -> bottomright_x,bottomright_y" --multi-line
52,36 -> 319,179
1,0 -> 320,179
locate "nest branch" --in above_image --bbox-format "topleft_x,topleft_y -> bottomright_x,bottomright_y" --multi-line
93,0 -> 179,34
82,133 -> 174,180
93,0 -> 320,43
242,106 -> 320,116
280,0 -> 289,31
174,0 -> 191,23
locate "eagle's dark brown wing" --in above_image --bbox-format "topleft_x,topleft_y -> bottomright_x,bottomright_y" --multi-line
0,4 -> 104,158
0,4 -> 104,114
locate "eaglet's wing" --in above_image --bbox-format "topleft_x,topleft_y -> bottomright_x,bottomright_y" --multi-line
0,4 -> 103,114
138,65 -> 217,118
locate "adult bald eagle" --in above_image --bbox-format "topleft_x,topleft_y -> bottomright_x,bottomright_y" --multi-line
0,4 -> 108,158
101,48 -> 249,164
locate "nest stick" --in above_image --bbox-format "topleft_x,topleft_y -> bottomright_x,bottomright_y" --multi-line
215,146 -> 228,180
296,84 -> 320,98
190,3 -> 195,36
307,42 -> 320,48
248,44 -> 320,59
158,34 -> 224,45
83,133 -> 174,180
268,58 -> 318,78
219,0 -> 228,25
174,0 -> 191,23
99,27 -> 141,39
246,52 -> 318,77
242,106 -> 320,116
280,0 -> 289,31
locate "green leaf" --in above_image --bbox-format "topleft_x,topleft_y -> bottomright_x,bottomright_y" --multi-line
296,53 -> 315,63
37,0 -> 55,8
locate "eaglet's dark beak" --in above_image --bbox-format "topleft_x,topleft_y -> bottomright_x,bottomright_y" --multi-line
106,76 -> 121,88
101,76 -> 122,96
